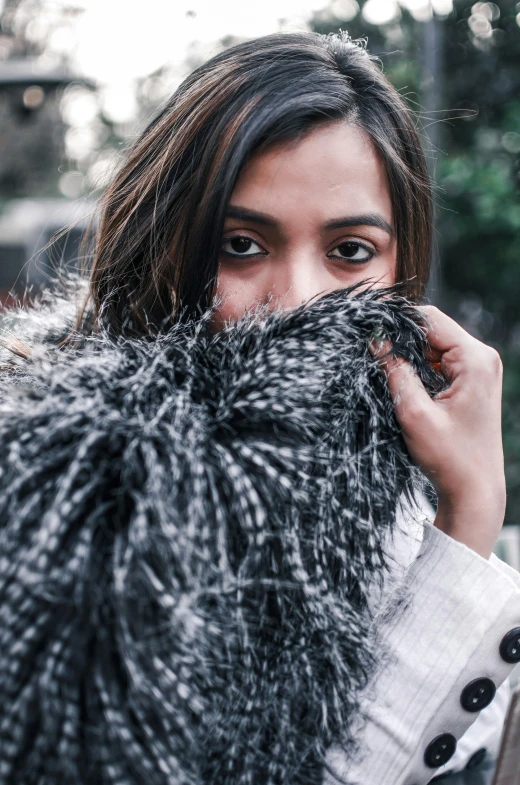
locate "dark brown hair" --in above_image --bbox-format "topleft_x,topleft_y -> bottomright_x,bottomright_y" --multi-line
80,31 -> 433,337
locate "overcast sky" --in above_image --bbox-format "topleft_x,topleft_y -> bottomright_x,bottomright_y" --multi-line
72,0 -> 326,80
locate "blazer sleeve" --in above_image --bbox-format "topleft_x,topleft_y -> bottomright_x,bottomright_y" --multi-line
323,505 -> 520,785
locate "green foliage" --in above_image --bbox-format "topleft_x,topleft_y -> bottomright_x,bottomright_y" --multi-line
503,348 -> 520,517
439,150 -> 520,323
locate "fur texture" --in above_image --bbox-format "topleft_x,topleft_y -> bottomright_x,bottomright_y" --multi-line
0,280 -> 445,785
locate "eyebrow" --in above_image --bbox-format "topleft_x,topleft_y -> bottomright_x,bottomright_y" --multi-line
225,205 -> 395,237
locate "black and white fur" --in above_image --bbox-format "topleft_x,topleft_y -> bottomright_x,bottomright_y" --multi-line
0,279 -> 445,785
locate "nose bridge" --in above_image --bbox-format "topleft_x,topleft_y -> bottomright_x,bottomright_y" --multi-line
274,250 -> 323,309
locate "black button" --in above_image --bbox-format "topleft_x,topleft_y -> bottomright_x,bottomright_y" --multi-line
465,747 -> 487,770
424,734 -> 457,768
500,627 -> 520,663
460,678 -> 496,712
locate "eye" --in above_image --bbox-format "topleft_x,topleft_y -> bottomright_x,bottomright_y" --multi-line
328,241 -> 375,264
221,235 -> 267,258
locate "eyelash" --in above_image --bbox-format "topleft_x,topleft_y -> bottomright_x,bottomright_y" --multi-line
220,234 -> 376,264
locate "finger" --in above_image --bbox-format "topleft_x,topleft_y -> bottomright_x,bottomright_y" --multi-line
423,344 -> 443,362
369,337 -> 441,370
414,305 -> 471,353
370,339 -> 433,420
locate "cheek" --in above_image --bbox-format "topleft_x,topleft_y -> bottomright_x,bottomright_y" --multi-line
212,242 -> 398,331
376,242 -> 397,286
381,255 -> 397,286
212,267 -> 263,329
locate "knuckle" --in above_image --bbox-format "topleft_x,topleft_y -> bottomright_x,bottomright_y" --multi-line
416,304 -> 438,323
486,346 -> 503,375
399,394 -> 428,420
470,345 -> 503,379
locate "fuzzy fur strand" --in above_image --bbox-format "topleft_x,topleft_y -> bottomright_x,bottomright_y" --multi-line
0,281 -> 445,785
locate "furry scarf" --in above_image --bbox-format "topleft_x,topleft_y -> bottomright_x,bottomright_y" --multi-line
0,280 -> 445,785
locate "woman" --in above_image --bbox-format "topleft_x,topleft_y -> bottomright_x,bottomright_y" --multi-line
0,30 -> 519,785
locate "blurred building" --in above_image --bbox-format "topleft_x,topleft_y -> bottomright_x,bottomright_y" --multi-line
0,54 -> 96,304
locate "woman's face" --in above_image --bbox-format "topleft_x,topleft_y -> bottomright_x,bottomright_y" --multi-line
213,120 -> 397,329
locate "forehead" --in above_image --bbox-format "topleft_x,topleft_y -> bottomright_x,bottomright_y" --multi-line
230,121 -> 392,224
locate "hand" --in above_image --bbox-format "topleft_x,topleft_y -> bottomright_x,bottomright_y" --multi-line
370,305 -> 506,559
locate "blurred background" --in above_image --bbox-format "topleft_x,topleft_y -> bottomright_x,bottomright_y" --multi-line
0,0 -> 519,539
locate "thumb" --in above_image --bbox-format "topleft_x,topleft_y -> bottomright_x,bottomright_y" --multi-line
369,339 -> 433,422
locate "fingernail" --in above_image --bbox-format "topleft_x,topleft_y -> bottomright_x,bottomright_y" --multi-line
369,326 -> 386,342
368,339 -> 384,356
368,328 -> 390,357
